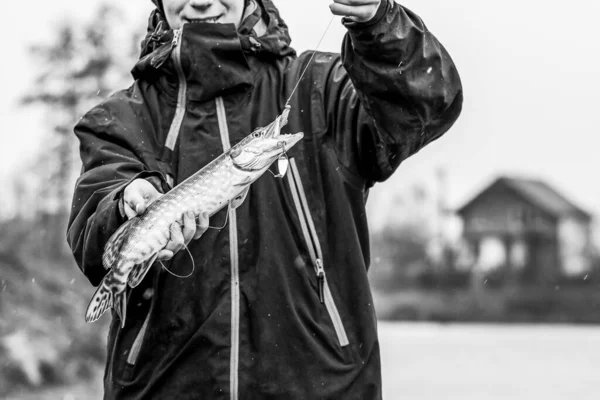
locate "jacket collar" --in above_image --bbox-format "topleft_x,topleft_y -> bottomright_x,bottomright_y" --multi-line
133,0 -> 295,102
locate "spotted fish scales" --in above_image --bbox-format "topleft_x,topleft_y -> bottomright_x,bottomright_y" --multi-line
85,107 -> 302,327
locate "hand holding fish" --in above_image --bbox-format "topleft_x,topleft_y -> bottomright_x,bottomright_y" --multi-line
160,211 -> 209,260
123,178 -> 162,219
123,178 -> 209,260
329,0 -> 382,23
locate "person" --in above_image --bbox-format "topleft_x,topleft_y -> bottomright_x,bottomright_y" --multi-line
67,0 -> 463,398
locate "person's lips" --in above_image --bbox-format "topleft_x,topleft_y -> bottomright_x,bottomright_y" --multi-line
184,15 -> 223,24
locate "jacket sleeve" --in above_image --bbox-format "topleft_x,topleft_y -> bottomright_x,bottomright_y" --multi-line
67,105 -> 167,287
324,0 -> 463,185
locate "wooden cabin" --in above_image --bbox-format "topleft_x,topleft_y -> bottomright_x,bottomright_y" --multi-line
457,177 -> 593,284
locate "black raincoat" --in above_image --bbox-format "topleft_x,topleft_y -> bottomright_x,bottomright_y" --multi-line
67,1 -> 463,398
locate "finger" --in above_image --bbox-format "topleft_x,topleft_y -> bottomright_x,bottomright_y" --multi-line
136,187 -> 163,213
194,212 -> 209,240
182,212 -> 196,245
124,189 -> 147,216
144,188 -> 163,206
123,201 -> 138,220
124,179 -> 163,216
124,181 -> 150,215
164,223 -> 185,255
329,3 -> 375,19
329,3 -> 379,22
157,249 -> 174,261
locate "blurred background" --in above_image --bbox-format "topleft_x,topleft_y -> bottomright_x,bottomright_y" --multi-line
1,0 -> 599,399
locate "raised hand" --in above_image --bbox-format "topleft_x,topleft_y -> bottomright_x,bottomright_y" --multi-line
329,0 -> 382,23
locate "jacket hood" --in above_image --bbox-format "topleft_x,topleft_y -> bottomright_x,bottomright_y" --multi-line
133,0 -> 295,83
150,0 -> 164,14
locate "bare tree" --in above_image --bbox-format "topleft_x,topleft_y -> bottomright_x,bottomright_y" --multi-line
19,3 -> 141,256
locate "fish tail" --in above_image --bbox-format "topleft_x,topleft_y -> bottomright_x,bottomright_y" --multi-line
85,274 -> 114,324
102,218 -> 136,270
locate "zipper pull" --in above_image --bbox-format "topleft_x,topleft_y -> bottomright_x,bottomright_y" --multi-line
172,28 -> 182,47
150,29 -> 182,69
316,258 -> 325,304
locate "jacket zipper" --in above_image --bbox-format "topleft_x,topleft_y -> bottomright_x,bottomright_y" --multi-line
158,27 -> 239,396
120,291 -> 153,382
165,28 -> 187,151
287,158 -> 350,347
215,96 -> 240,400
125,310 -> 151,367
161,27 -> 239,397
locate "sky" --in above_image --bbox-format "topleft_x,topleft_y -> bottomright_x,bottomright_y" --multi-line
1,0 -> 599,231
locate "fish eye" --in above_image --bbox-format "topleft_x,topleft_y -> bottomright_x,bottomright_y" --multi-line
253,132 -> 261,138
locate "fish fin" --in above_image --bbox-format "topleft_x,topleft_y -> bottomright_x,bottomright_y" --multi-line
85,276 -> 114,324
230,187 -> 250,210
114,290 -> 127,328
233,176 -> 253,187
128,253 -> 158,289
230,146 -> 243,159
102,218 -> 136,270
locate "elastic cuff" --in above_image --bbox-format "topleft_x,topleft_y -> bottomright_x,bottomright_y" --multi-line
342,0 -> 389,30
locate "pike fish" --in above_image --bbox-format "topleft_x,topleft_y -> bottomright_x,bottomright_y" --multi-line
85,106 -> 302,327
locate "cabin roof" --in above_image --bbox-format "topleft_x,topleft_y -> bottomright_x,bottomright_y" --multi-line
457,176 -> 592,220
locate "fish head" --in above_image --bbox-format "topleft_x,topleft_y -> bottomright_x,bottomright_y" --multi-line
231,106 -> 303,172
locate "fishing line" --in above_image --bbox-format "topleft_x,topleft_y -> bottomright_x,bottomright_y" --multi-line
159,245 -> 196,279
159,208 -> 226,279
284,15 -> 336,107
206,203 -> 231,229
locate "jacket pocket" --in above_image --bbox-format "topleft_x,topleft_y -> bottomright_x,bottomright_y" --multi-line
120,309 -> 151,381
286,158 -> 349,347
110,274 -> 158,385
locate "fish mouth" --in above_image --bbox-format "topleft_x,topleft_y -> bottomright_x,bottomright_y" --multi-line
273,107 -> 303,151
231,131 -> 303,172
273,132 -> 304,150
258,105 -> 303,154
230,106 -> 303,172
262,106 -> 303,162
262,131 -> 303,169
263,105 -> 291,139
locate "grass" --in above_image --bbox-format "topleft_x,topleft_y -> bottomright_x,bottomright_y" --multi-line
0,248 -> 108,398
373,283 -> 600,324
